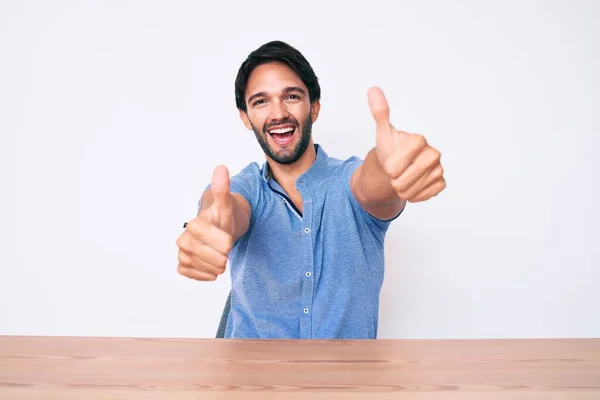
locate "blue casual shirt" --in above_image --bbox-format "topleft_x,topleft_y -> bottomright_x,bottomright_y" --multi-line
206,144 -> 402,339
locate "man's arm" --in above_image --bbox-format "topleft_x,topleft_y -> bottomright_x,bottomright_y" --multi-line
349,87 -> 446,221
351,148 -> 406,221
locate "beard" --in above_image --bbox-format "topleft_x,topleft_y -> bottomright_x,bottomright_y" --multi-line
251,111 -> 313,165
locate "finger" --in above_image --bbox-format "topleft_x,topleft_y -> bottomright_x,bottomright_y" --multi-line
391,146 -> 441,195
178,250 -> 226,276
179,244 -> 228,274
367,86 -> 390,130
380,133 -> 426,179
409,177 -> 446,202
190,243 -> 229,271
184,219 -> 234,255
177,265 -> 218,281
398,163 -> 443,201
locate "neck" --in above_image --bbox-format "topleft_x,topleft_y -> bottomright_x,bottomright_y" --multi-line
267,139 -> 316,191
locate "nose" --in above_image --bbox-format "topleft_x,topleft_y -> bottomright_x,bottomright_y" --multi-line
270,99 -> 289,122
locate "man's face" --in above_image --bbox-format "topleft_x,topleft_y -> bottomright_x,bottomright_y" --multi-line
240,62 -> 319,165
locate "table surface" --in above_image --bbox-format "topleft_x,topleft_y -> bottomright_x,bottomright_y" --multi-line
1,336 -> 599,399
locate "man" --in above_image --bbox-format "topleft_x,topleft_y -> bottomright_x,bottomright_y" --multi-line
176,40 -> 445,339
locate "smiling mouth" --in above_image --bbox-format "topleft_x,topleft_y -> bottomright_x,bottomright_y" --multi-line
267,125 -> 296,145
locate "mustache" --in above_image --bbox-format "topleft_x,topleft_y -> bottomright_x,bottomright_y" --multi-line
264,118 -> 299,131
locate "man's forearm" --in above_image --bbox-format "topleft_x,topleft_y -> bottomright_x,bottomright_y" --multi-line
353,147 -> 406,219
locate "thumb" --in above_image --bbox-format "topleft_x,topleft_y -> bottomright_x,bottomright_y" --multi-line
210,165 -> 231,219
368,86 -> 395,152
368,86 -> 391,131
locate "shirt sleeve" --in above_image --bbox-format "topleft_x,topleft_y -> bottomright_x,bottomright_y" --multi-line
341,156 -> 405,233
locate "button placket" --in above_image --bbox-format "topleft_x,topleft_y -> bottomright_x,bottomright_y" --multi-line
298,184 -> 314,339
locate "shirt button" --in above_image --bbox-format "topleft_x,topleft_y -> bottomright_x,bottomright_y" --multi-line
303,308 -> 309,314
304,228 -> 310,233
282,199 -> 287,203
305,271 -> 311,277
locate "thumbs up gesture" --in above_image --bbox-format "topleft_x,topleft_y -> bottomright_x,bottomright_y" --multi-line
368,87 -> 446,203
176,166 -> 236,281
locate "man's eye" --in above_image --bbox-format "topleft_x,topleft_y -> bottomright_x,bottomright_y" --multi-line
253,99 -> 266,106
287,94 -> 299,100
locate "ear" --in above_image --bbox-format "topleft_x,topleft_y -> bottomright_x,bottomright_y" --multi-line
310,100 -> 321,123
239,110 -> 253,130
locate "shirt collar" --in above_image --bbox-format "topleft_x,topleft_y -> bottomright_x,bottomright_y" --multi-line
261,143 -> 329,186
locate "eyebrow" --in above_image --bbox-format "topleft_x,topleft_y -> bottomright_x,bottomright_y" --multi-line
247,86 -> 307,105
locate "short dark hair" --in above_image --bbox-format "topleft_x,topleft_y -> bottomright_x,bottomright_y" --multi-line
234,40 -> 321,112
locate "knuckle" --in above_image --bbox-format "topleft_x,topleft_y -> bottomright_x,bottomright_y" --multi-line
223,235 -> 234,252
214,258 -> 226,271
176,235 -> 190,252
396,189 -> 408,200
413,134 -> 427,148
404,188 -> 419,201
176,235 -> 184,249
383,160 -> 398,178
190,216 -> 211,233
194,219 -> 211,234
179,251 -> 193,267
187,218 -> 201,231
214,251 -> 228,271
392,178 -> 408,193
177,265 -> 189,277
188,219 -> 212,243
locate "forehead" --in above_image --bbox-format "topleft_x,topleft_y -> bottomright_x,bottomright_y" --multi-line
245,62 -> 307,98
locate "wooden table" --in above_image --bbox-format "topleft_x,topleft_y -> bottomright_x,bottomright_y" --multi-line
1,336 -> 599,399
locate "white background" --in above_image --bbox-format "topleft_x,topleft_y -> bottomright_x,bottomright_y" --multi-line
2,1 -> 599,339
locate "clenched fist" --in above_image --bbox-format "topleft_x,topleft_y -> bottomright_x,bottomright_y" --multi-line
176,166 -> 235,281
368,86 -> 446,202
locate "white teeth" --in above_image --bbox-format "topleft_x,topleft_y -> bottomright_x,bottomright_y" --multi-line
269,127 -> 294,134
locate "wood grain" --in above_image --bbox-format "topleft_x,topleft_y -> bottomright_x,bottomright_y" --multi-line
0,336 -> 599,399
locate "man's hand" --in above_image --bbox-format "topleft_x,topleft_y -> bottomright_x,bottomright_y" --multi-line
368,86 -> 446,202
176,166 -> 235,281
